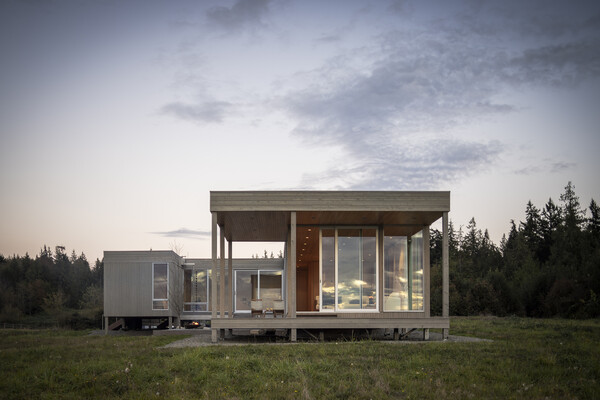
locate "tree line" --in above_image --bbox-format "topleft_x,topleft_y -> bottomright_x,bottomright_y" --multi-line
430,182 -> 600,318
0,246 -> 104,327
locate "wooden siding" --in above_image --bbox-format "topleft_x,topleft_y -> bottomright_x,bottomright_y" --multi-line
104,251 -> 181,318
211,191 -> 450,212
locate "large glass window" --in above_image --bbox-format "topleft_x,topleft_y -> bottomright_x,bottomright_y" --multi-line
184,268 -> 208,312
337,229 -> 376,310
321,229 -> 335,310
383,230 -> 424,311
153,263 -> 168,310
320,228 -> 377,311
234,270 -> 282,312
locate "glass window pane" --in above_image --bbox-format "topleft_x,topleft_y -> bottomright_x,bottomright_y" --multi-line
153,300 -> 167,310
192,269 -> 208,303
153,263 -> 168,300
321,229 -> 335,310
337,229 -> 361,310
362,229 -> 377,309
184,269 -> 191,303
411,231 -> 424,311
260,271 -> 282,309
384,235 -> 408,311
235,271 -> 257,312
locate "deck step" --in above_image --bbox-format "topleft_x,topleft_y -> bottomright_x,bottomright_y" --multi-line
108,318 -> 124,331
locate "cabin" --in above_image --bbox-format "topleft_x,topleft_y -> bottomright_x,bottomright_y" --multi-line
103,190 -> 450,341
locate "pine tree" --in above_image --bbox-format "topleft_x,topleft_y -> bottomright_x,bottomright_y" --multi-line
587,199 -> 600,238
521,200 -> 542,254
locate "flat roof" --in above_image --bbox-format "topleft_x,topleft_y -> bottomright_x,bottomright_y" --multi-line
210,191 -> 450,241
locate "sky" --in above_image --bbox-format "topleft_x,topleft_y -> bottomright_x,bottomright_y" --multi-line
1,0 -> 599,262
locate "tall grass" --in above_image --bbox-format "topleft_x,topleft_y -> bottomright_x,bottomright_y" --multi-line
0,317 -> 598,399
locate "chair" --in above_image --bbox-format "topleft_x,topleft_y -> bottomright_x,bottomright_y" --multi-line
272,299 -> 285,318
251,299 -> 263,318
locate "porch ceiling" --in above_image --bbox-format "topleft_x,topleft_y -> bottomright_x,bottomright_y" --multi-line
217,210 -> 444,242
212,191 -> 449,242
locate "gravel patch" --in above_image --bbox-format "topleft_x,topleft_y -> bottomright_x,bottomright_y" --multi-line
159,329 -> 491,348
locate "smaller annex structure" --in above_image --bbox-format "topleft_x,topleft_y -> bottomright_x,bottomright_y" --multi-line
104,190 -> 450,342
103,253 -> 283,330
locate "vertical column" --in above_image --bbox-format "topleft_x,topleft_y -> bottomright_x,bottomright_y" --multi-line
442,211 -> 449,340
378,226 -> 384,312
423,226 -> 430,318
104,316 -> 109,335
211,212 -> 218,343
407,237 -> 412,310
228,239 -> 233,318
220,228 -> 225,319
290,211 -> 297,342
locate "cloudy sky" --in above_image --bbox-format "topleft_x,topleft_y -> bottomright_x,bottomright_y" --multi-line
1,0 -> 599,261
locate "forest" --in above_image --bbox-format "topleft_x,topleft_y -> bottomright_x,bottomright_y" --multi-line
430,182 -> 600,318
0,182 -> 598,327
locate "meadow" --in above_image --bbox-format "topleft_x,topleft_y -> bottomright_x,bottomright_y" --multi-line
0,317 -> 598,399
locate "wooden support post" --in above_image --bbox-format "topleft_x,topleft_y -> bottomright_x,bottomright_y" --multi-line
378,226 -> 384,313
288,212 -> 297,318
211,329 -> 218,343
168,316 -> 172,329
228,240 -> 233,318
211,212 -> 217,319
319,331 -> 325,342
393,328 -> 399,341
423,328 -> 430,341
423,226 -> 430,318
407,237 -> 412,309
104,317 -> 109,335
220,228 -> 225,319
442,211 -> 449,340
290,328 -> 297,342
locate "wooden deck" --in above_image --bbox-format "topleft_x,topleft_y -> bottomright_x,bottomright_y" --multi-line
211,316 -> 449,330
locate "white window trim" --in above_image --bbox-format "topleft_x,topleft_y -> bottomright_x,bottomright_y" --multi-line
152,262 -> 169,311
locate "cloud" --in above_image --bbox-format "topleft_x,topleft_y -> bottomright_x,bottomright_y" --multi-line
514,161 -> 577,176
160,100 -> 232,123
278,4 -> 600,190
506,40 -> 600,87
152,228 -> 210,239
206,0 -> 271,34
314,34 -> 342,43
300,138 -> 503,190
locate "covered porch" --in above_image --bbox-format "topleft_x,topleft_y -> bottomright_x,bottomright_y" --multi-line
209,191 -> 450,343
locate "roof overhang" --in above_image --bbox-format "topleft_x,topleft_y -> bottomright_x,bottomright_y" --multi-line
210,191 -> 450,242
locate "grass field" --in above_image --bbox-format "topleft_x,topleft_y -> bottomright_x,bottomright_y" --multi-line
0,317 -> 598,399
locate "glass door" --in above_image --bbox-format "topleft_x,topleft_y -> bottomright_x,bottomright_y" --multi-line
319,228 -> 378,312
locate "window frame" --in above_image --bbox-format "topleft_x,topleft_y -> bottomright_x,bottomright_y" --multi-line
183,267 -> 209,312
382,229 -> 425,312
152,262 -> 169,311
318,226 -> 379,313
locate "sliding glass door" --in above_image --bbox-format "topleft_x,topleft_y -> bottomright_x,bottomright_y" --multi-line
319,228 -> 378,312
